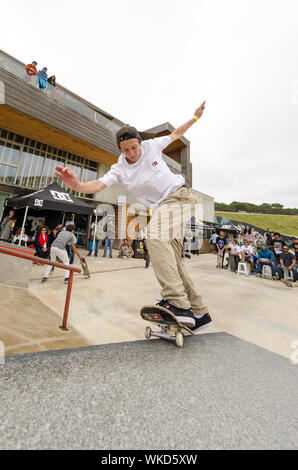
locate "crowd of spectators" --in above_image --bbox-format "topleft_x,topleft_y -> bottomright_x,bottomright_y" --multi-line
210,226 -> 298,284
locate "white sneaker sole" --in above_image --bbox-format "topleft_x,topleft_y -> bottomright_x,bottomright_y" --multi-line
176,315 -> 196,327
192,320 -> 213,333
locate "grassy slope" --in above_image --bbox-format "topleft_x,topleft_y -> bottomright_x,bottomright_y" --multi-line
215,212 -> 298,236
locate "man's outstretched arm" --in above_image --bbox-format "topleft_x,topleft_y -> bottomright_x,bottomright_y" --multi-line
170,101 -> 206,143
55,166 -> 107,194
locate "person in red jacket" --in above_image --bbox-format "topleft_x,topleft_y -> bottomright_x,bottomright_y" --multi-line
35,227 -> 50,259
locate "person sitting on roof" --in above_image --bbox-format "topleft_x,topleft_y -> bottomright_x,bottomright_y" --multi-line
24,61 -> 38,82
47,75 -> 56,86
38,67 -> 48,89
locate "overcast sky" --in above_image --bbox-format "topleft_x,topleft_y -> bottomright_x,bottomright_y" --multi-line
1,0 -> 298,207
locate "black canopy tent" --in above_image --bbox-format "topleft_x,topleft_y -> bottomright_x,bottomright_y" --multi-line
5,182 -> 94,245
215,223 -> 244,233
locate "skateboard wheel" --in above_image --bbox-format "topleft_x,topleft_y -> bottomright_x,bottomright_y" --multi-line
145,326 -> 152,339
175,330 -> 184,348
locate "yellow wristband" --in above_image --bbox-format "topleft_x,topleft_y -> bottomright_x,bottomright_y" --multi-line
193,116 -> 199,121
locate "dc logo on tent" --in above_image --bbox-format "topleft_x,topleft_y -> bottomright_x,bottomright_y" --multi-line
50,190 -> 74,203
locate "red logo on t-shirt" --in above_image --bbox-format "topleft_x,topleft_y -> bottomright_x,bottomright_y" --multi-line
152,161 -> 158,167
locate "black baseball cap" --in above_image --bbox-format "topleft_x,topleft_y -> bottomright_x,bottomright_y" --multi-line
116,125 -> 142,149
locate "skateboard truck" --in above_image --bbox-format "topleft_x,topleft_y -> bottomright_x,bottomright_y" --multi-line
145,323 -> 185,347
141,306 -> 193,348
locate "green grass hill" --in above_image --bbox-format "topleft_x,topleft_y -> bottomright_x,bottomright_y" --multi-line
215,212 -> 298,236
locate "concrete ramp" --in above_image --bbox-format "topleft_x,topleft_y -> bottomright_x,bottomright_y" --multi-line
0,285 -> 91,354
1,333 -> 298,449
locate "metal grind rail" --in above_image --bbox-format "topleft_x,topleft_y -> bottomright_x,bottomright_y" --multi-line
0,246 -> 81,331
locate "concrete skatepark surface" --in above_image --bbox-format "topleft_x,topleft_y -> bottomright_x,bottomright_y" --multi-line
1,333 -> 298,450
0,252 -> 297,449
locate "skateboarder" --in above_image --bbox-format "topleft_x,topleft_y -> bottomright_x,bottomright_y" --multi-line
42,225 -> 83,284
55,103 -> 212,331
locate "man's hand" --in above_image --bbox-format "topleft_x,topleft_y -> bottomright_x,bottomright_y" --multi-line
170,101 -> 206,142
194,101 -> 206,119
55,166 -> 80,191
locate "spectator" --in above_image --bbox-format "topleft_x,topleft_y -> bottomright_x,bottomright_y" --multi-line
249,242 -> 258,270
38,67 -> 48,89
87,219 -> 103,257
42,225 -> 83,284
65,215 -> 75,226
255,235 -> 264,252
35,227 -> 50,259
242,226 -> 255,244
0,210 -> 16,242
210,231 -> 218,253
293,237 -> 298,263
34,220 -> 46,238
256,243 -> 276,278
264,229 -> 272,246
13,227 -> 28,247
119,239 -> 134,258
182,231 -> 192,259
270,232 -> 286,265
240,239 -> 255,272
216,231 -> 227,268
277,245 -> 297,282
48,225 -> 62,247
228,238 -> 241,272
48,75 -> 56,86
143,237 -> 150,269
24,61 -> 38,82
103,219 -> 115,258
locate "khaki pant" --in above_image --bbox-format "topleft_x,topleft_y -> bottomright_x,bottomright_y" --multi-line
146,187 -> 208,315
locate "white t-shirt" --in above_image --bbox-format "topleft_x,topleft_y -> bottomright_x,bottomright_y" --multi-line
229,243 -> 240,254
240,245 -> 254,256
99,136 -> 185,207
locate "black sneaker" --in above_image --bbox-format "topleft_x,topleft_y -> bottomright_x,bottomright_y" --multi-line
190,313 -> 212,332
64,278 -> 69,284
156,299 -> 195,327
41,277 -> 47,284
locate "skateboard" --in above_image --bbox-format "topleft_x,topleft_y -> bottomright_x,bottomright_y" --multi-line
80,257 -> 91,278
140,305 -> 193,348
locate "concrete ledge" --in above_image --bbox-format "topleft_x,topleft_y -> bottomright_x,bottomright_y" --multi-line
0,242 -> 34,288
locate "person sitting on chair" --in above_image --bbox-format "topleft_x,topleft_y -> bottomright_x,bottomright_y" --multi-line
277,245 -> 297,282
240,239 -> 254,272
256,243 -> 276,278
119,239 -> 134,258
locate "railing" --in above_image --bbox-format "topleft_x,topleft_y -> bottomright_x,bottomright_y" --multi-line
0,52 -> 121,134
0,246 -> 81,331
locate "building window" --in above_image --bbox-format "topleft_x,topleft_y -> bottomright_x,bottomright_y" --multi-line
0,129 -> 98,199
0,164 -> 17,185
15,148 -> 45,188
0,140 -> 21,165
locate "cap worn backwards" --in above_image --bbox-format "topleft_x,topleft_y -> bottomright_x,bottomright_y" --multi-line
116,125 -> 142,149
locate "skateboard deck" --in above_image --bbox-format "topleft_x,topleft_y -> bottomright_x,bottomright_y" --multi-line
140,305 -> 193,348
217,252 -> 223,268
80,257 -> 91,278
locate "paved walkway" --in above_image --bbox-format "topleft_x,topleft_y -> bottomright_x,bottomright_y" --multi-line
28,252 -> 298,359
1,333 -> 297,450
